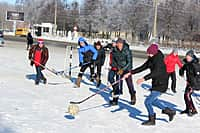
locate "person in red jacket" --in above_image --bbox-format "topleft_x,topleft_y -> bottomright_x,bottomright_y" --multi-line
29,38 -> 49,85
164,49 -> 183,93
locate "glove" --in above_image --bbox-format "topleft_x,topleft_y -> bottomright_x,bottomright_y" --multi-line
117,69 -> 124,75
79,62 -> 83,67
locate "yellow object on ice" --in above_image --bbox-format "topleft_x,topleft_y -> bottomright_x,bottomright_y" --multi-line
68,104 -> 79,116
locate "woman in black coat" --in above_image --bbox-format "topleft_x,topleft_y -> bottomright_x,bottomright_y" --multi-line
124,44 -> 176,126
94,41 -> 106,87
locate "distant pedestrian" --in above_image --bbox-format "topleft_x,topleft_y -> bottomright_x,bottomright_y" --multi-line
27,32 -> 33,50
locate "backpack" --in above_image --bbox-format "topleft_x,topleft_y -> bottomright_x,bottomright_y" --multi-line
192,63 -> 200,91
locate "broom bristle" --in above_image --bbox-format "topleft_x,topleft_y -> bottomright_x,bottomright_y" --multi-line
68,104 -> 79,116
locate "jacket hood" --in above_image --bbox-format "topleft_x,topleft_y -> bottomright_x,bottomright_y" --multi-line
78,37 -> 88,47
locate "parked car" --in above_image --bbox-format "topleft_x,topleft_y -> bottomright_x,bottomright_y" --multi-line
0,30 -> 4,46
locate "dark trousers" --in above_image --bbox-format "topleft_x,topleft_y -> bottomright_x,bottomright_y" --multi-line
96,63 -> 102,79
27,42 -> 32,50
184,86 -> 196,111
35,66 -> 45,82
78,63 -> 95,78
120,71 -> 136,96
167,72 -> 176,91
110,70 -> 135,97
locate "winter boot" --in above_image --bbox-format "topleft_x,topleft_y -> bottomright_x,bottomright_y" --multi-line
180,109 -> 189,114
75,76 -> 82,88
109,97 -> 119,106
43,77 -> 47,84
162,108 -> 176,121
172,88 -> 177,93
188,109 -> 198,117
96,77 -> 101,87
130,93 -> 136,105
35,81 -> 39,85
142,114 -> 156,126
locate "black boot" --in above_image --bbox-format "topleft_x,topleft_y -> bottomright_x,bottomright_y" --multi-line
172,88 -> 177,93
180,109 -> 189,114
142,114 -> 156,126
43,77 -> 47,84
109,97 -> 119,106
96,77 -> 101,88
35,81 -> 39,85
130,93 -> 136,105
162,108 -> 176,121
188,109 -> 198,117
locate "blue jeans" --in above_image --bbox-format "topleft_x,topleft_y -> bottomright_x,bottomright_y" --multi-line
145,91 -> 166,116
108,69 -> 123,95
35,66 -> 44,82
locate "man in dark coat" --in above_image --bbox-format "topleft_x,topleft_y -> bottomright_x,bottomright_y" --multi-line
179,50 -> 198,116
27,32 -> 33,50
110,38 -> 136,105
124,44 -> 176,126
94,41 -> 106,87
29,38 -> 49,85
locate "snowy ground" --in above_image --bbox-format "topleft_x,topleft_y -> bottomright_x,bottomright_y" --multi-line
0,40 -> 200,133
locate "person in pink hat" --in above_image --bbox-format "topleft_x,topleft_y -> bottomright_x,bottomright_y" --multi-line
123,44 -> 176,126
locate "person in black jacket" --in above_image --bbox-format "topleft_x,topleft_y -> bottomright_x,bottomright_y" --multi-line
110,38 -> 136,106
94,41 -> 106,87
124,44 -> 176,126
179,50 -> 198,116
27,32 -> 33,50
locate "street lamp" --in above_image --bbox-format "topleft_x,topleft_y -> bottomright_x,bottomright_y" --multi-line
153,0 -> 158,38
54,0 -> 57,35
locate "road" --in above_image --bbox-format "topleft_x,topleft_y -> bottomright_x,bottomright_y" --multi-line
4,35 -> 149,58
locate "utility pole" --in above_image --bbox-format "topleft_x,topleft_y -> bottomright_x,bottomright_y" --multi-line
54,0 -> 57,34
153,0 -> 158,38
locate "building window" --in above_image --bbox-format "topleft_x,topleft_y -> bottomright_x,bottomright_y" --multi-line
43,27 -> 49,33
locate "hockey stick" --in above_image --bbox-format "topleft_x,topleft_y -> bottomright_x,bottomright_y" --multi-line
69,76 -> 125,105
30,59 -> 58,75
67,76 -> 126,116
56,62 -> 91,75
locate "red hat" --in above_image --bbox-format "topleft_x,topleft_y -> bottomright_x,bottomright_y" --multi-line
37,38 -> 44,43
147,44 -> 158,55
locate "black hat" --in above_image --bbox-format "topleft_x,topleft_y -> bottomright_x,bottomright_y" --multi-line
186,50 -> 194,58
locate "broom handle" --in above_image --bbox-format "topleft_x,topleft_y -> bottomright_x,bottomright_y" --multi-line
30,59 -> 57,75
70,76 -> 126,104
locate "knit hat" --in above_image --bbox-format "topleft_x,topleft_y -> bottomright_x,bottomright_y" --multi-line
172,48 -> 178,54
147,44 -> 158,55
37,38 -> 44,44
186,50 -> 194,58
